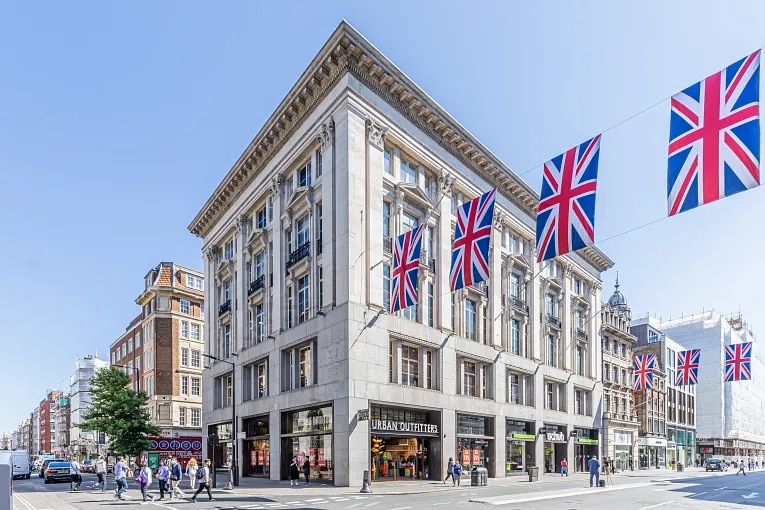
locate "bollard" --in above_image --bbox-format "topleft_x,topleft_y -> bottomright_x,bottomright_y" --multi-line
360,470 -> 373,493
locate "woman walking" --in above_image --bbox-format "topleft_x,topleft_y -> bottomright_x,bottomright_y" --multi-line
302,457 -> 311,486
136,460 -> 154,502
156,459 -> 170,500
186,458 -> 199,490
444,457 -> 454,484
289,456 -> 300,486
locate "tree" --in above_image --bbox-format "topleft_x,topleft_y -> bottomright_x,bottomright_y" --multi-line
77,366 -> 159,460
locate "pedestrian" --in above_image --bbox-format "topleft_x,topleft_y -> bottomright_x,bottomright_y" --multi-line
303,457 -> 311,486
444,457 -> 454,484
69,459 -> 82,491
186,457 -> 199,490
736,460 -> 747,476
191,458 -> 214,503
113,456 -> 130,500
560,458 -> 568,477
94,455 -> 107,492
170,457 -> 186,499
452,462 -> 462,487
289,456 -> 300,486
588,456 -> 601,488
136,460 -> 155,502
156,459 -> 170,500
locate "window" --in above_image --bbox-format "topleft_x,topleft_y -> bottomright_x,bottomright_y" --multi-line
191,323 -> 200,341
465,300 -> 477,341
145,349 -> 152,369
224,239 -> 235,260
181,321 -> 189,338
287,285 -> 293,329
256,207 -> 267,229
121,344 -> 126,357
400,158 -> 417,184
223,279 -> 231,303
181,376 -> 189,396
545,294 -> 556,317
426,282 -> 434,327
191,377 -> 200,396
127,339 -> 133,353
463,361 -> 476,396
190,350 -> 200,368
315,149 -> 322,177
507,371 -> 534,406
509,373 -> 520,404
510,273 -> 521,298
214,374 -> 233,408
243,358 -> 269,401
222,324 -> 232,358
255,303 -> 264,344
191,409 -> 200,428
401,345 -> 419,386
544,380 -> 565,411
546,335 -> 557,367
318,267 -> 324,309
187,274 -> 204,290
621,343 -> 627,358
179,408 -> 186,427
510,319 -> 520,355
297,214 -> 310,247
402,211 -> 418,232
298,162 -> 311,187
282,341 -> 316,391
181,348 -> 189,367
383,201 -> 391,240
145,376 -> 154,397
285,173 -> 294,198
316,203 -> 323,241
112,351 -> 117,363
576,346 -> 585,376
575,389 -> 588,415
267,195 -> 273,222
573,278 -> 582,295
451,293 -> 456,332
298,275 -> 310,323
383,264 -> 391,311
384,149 -> 392,174
135,356 -> 141,371
135,332 -> 141,347
254,251 -> 265,278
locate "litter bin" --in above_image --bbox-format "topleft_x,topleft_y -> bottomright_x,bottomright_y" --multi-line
528,466 -> 539,482
476,467 -> 488,486
677,463 -> 684,472
470,467 -> 479,486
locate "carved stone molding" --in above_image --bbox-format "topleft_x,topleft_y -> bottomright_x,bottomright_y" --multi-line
365,119 -> 388,150
317,123 -> 332,151
270,176 -> 282,198
394,188 -> 405,214
438,170 -> 455,197
205,247 -> 218,262
494,210 -> 505,230
235,215 -> 248,235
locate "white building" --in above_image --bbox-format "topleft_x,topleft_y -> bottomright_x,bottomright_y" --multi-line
189,21 -> 613,486
69,355 -> 109,459
655,312 -> 763,463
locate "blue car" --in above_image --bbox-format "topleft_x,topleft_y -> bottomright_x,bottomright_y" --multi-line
44,461 -> 73,484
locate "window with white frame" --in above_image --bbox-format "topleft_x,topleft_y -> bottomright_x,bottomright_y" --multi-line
267,195 -> 273,222
401,344 -> 419,386
426,282 -> 434,327
191,377 -> 200,396
507,371 -> 534,406
297,214 -> 310,247
135,356 -> 141,371
180,299 -> 190,315
465,300 -> 477,341
255,303 -> 264,343
224,239 -> 235,260
145,349 -> 152,369
135,332 -> 141,347
544,380 -> 566,411
181,376 -> 189,395
287,285 -> 293,329
111,352 -> 115,364
214,373 -> 233,409
222,324 -> 231,358
388,340 -> 438,390
282,341 -> 316,391
383,263 -> 391,311
298,275 -> 309,323
318,267 -> 324,309
187,274 -> 203,291
181,321 -> 189,339
256,207 -> 267,229
145,376 -> 154,397
384,149 -> 392,174
298,162 -> 311,187
383,201 -> 391,240
181,348 -> 189,367
315,148 -> 322,177
463,360 -> 477,397
191,409 -> 200,427
243,358 -> 268,401
179,408 -> 186,426
128,338 -> 133,353
546,334 -> 558,367
400,158 -> 417,184
575,388 -> 591,415
402,211 -> 418,232
121,344 -> 126,357
191,323 -> 201,341
223,280 -> 231,303
191,350 -> 200,368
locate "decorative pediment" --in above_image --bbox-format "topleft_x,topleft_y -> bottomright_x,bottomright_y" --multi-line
395,182 -> 433,210
246,228 -> 269,253
216,259 -> 235,279
284,185 -> 314,216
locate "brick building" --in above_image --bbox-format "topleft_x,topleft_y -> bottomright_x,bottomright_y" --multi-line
38,391 -> 61,455
110,262 -> 205,438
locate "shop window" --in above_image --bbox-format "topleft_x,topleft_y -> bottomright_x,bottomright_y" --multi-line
282,341 -> 317,391
243,416 -> 270,477
281,405 -> 333,482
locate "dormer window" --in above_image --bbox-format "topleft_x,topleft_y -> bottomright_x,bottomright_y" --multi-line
298,162 -> 311,187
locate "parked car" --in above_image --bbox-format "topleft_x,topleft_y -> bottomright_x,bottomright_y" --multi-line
81,460 -> 93,473
0,451 -> 31,479
44,461 -> 73,484
706,458 -> 725,472
39,459 -> 63,478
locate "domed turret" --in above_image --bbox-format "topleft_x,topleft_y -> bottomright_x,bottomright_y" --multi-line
607,273 -> 628,311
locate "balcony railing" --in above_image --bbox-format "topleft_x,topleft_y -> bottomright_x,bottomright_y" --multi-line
317,237 -> 322,255
576,328 -> 588,341
383,236 -> 393,254
286,242 -> 310,269
469,281 -> 488,296
511,296 -> 529,313
420,253 -> 436,273
546,314 -> 561,329
248,275 -> 265,295
218,300 -> 231,316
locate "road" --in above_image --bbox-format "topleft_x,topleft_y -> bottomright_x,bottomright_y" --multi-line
10,469 -> 765,509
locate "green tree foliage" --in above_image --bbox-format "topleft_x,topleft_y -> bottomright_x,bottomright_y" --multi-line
77,366 -> 159,459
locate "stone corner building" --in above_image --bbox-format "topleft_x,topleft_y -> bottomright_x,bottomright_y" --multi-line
188,21 -> 614,486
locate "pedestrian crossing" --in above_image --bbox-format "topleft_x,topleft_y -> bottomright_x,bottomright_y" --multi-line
238,495 -> 388,509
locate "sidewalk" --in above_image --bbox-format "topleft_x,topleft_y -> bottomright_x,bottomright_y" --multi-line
223,467 -> 718,497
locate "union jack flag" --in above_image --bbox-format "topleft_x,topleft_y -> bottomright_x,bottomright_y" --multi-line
676,349 -> 700,386
667,50 -> 761,216
724,342 -> 752,382
390,225 -> 425,313
450,189 -> 497,292
633,354 -> 656,391
536,135 -> 601,262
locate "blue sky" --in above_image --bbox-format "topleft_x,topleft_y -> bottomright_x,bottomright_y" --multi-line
2,1 -> 764,434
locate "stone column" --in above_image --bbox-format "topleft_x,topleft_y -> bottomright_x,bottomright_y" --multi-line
269,408 -> 281,481
270,178 -> 283,334
562,265 -> 573,371
204,247 -> 219,357
493,416 -> 506,478
528,249 -> 541,361
235,216 -> 248,353
437,171 -> 453,331
365,119 -> 387,308
489,211 -> 503,348
316,122 -> 334,309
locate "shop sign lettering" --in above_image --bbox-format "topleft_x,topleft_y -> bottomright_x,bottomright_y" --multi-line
370,419 -> 439,434
545,432 -> 566,442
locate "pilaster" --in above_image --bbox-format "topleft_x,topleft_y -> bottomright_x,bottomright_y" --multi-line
437,171 -> 453,331
270,178 -> 283,334
489,211 -> 503,348
366,119 -> 387,309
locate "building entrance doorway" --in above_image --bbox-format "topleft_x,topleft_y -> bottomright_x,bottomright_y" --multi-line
371,436 -> 430,481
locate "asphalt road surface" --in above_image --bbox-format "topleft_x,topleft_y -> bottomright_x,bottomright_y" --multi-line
10,469 -> 765,509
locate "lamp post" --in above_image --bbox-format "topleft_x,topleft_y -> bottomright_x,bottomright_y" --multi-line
201,352 -> 239,487
113,364 -> 141,393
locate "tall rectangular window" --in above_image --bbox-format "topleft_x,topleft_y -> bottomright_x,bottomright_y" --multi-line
298,162 -> 311,187
576,346 -> 585,376
315,149 -> 322,177
257,360 -> 268,398
546,335 -> 556,367
225,239 -> 235,260
191,377 -> 200,396
287,286 -> 293,329
401,345 -> 419,387
463,361 -> 477,397
254,251 -> 265,278
255,303 -> 264,343
223,325 -> 231,358
426,282 -> 434,327
384,149 -> 392,174
191,323 -> 200,341
256,207 -> 267,229
223,280 -> 231,303
298,275 -> 310,323
297,215 -> 310,247
179,408 -> 186,426
191,351 -> 200,368
402,211 -> 419,232
400,158 -> 417,184
383,264 -> 391,311
181,376 -> 189,395
510,319 -> 520,355
465,300 -> 477,341
180,299 -> 190,315
383,201 -> 391,239
299,346 -> 312,388
181,321 -> 189,339
509,373 -> 520,404
191,409 -> 200,427
318,267 -> 324,308
316,203 -> 323,240
181,348 -> 189,367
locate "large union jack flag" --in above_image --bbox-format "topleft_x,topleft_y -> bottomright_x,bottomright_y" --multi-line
676,349 -> 701,386
633,354 -> 656,391
390,225 -> 425,313
536,135 -> 601,262
449,188 -> 497,292
667,50 -> 761,216
724,342 -> 752,382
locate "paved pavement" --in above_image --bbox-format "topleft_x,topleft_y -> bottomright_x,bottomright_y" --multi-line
11,467 -> 765,509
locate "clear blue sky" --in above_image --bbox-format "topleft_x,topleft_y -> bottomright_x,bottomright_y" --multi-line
2,1 -> 764,434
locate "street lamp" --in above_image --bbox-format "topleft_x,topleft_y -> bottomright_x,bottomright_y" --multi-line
113,364 -> 140,393
201,352 -> 239,487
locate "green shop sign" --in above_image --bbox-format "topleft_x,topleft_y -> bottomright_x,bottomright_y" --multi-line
512,433 -> 536,440
577,438 -> 599,445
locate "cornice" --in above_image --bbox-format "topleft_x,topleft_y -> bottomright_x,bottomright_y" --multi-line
188,21 -> 614,273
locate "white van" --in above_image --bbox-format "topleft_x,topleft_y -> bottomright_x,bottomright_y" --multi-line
0,450 -> 31,479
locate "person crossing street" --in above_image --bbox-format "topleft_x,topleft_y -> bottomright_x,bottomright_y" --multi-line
588,456 -> 601,487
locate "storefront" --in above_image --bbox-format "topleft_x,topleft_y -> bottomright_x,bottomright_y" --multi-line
541,424 -> 567,474
242,415 -> 270,477
698,444 -> 715,462
636,437 -> 666,469
505,420 -> 535,474
281,404 -> 333,483
456,414 -> 494,474
207,422 -> 233,476
369,406 -> 440,481
612,430 -> 634,471
573,428 -> 599,472
147,436 -> 202,471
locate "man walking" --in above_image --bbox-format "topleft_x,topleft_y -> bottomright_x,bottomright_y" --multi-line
191,459 -> 215,503
560,458 -> 568,476
737,460 -> 747,476
113,456 -> 129,500
69,459 -> 82,491
588,456 -> 601,488
170,457 -> 186,499
94,455 -> 107,492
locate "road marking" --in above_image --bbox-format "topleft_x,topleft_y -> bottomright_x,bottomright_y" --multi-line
432,503 -> 451,506
284,502 -> 301,505
306,498 -> 326,502
13,494 -> 36,510
638,503 -> 673,510
743,492 -> 759,500
334,498 -> 351,501
691,491 -> 708,497
471,482 -> 653,505
353,495 -> 369,499
388,507 -> 412,510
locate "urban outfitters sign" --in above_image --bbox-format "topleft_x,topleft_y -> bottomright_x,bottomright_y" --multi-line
370,420 -> 439,435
